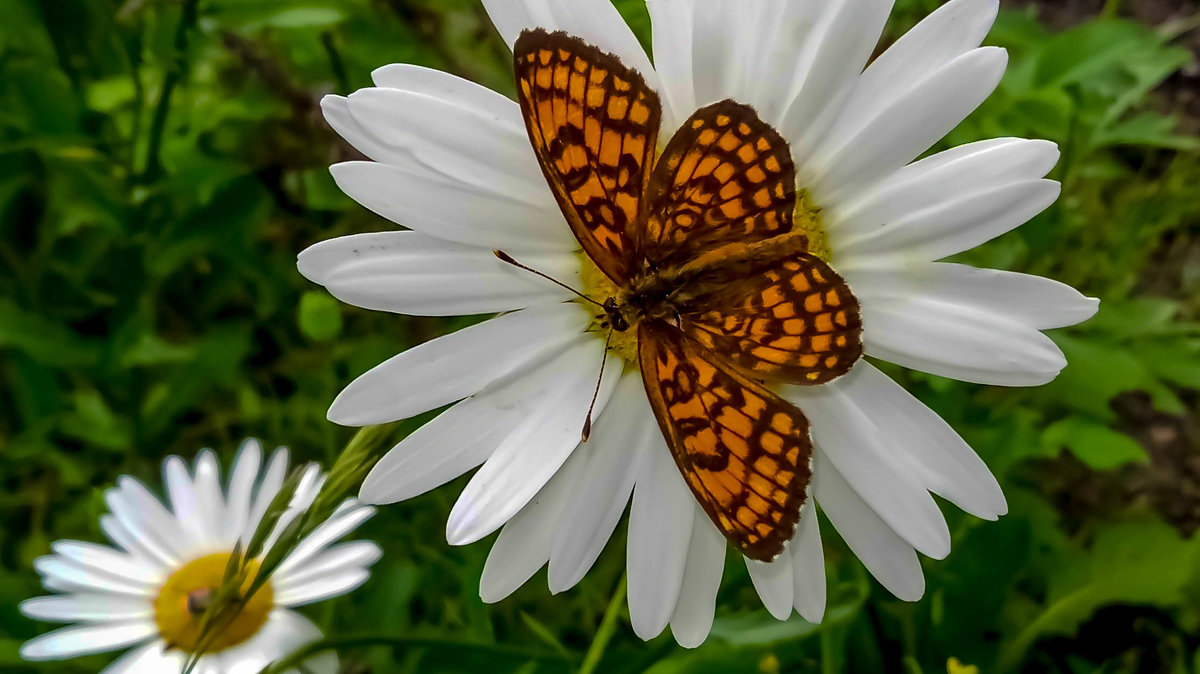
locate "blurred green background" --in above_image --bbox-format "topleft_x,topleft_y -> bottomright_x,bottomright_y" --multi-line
2,0 -> 1199,672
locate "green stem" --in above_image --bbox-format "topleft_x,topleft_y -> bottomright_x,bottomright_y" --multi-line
820,626 -> 837,674
141,0 -> 199,183
578,574 -> 628,674
260,634 -> 576,673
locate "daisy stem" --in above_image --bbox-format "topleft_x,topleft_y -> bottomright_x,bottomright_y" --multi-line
578,573 -> 628,674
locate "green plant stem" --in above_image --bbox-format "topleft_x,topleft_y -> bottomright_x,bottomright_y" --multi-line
578,574 -> 627,674
820,627 -> 837,674
141,0 -> 199,183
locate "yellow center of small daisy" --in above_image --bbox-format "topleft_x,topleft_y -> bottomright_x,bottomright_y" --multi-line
153,553 -> 274,654
578,188 -> 829,363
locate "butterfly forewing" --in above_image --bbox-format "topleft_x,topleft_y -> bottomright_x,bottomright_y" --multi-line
641,101 -> 797,268
513,28 -> 660,284
638,321 -> 813,562
685,254 -> 863,384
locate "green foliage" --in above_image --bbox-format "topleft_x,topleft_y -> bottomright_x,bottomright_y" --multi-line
1,0 -> 1198,673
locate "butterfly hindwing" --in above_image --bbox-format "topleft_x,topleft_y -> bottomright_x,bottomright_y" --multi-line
514,28 -> 661,284
638,320 -> 813,562
686,253 -> 863,384
641,100 -> 797,268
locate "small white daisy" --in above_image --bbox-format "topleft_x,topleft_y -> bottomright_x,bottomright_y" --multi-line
301,0 -> 1098,646
20,440 -> 380,673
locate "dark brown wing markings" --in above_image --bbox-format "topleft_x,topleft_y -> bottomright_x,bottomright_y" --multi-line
638,321 -> 813,562
686,254 -> 863,384
514,29 -> 661,284
641,100 -> 798,268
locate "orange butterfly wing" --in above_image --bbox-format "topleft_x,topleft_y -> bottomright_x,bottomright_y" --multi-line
641,100 -> 797,268
638,320 -> 813,562
514,28 -> 661,284
685,254 -> 863,384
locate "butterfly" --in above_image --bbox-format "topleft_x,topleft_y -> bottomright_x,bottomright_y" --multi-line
507,28 -> 863,562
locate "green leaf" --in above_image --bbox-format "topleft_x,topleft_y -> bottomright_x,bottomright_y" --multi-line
1001,520 -> 1200,667
0,298 -> 102,367
1045,335 -> 1184,419
298,291 -> 343,342
1041,418 -> 1148,470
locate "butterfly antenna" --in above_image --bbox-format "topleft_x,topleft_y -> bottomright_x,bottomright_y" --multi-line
581,328 -> 614,443
494,250 -> 603,307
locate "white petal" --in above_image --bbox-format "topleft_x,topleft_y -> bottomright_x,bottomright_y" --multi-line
826,363 -> 1006,520
480,442 -> 590,603
106,477 -> 192,562
103,641 -> 186,674
226,439 -> 263,548
275,505 -> 375,578
34,557 -> 156,597
446,343 -> 621,545
861,294 -> 1069,386
322,95 -> 416,167
242,447 -> 290,545
791,504 -> 826,623
328,303 -> 589,426
163,455 -> 213,551
274,541 -> 381,592
688,3 -> 749,110
372,63 -> 522,113
828,138 -> 1059,242
344,88 -> 562,220
192,450 -> 227,547
746,553 -> 793,621
482,0 -> 658,95
647,0 -> 695,130
781,0 -> 894,167
548,372 -> 648,593
212,610 -> 336,674
20,595 -> 153,623
836,180 -> 1061,265
299,230 -> 578,317
49,542 -> 165,587
669,511 -> 726,649
273,569 -> 372,606
20,621 -> 156,660
626,426 -> 694,640
98,515 -> 174,571
811,48 -> 1009,204
359,339 -> 589,504
814,454 -> 925,601
829,0 -> 998,153
329,160 -> 569,253
785,385 -> 951,560
848,263 -> 1098,332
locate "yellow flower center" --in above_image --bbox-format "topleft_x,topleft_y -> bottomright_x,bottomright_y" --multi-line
578,189 -> 829,363
153,553 -> 274,654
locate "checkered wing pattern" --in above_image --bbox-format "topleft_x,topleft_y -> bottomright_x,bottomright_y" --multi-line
641,100 -> 797,269
514,28 -> 661,284
685,254 -> 863,384
639,320 -> 813,562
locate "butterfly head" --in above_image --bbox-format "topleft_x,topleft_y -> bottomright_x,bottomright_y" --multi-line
601,297 -> 630,332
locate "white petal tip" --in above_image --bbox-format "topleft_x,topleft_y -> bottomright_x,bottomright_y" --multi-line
356,480 -> 395,506
894,585 -> 927,603
796,607 -> 825,624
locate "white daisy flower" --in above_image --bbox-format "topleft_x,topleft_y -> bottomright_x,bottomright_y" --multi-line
300,0 -> 1098,646
20,440 -> 380,672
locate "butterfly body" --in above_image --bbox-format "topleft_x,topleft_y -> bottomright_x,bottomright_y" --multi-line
605,232 -> 813,334
513,29 -> 863,561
